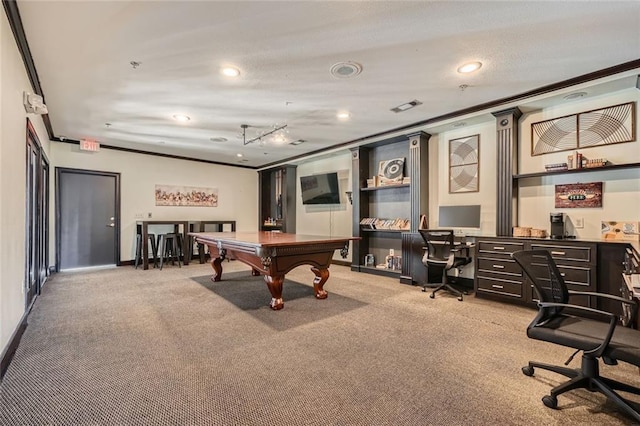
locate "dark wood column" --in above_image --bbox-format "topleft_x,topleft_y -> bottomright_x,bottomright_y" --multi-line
407,131 -> 430,232
350,147 -> 370,269
492,108 -> 522,237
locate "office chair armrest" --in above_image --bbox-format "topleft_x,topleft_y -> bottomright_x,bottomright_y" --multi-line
568,290 -> 638,319
568,290 -> 635,306
538,302 -> 616,320
538,301 -> 618,358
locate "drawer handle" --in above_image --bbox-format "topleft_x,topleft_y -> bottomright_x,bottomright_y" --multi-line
492,284 -> 504,289
492,264 -> 505,269
493,246 -> 505,250
560,273 -> 565,277
551,251 -> 565,256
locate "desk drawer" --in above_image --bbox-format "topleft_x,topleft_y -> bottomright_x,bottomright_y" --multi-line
477,277 -> 523,298
529,262 -> 592,286
477,241 -> 525,257
477,258 -> 522,277
530,243 -> 593,263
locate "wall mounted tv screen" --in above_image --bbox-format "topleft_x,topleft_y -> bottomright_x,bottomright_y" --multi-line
300,172 -> 340,205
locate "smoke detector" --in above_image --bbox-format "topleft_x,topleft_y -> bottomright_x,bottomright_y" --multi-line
330,61 -> 363,79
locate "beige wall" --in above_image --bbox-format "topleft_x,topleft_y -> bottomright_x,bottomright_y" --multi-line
50,143 -> 259,262
518,88 -> 640,239
295,151 -> 352,261
1,11 -> 50,353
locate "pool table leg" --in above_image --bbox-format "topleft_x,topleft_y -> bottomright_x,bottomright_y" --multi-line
311,267 -> 329,299
264,274 -> 284,310
210,256 -> 223,282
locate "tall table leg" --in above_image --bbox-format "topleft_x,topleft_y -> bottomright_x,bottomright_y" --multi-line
142,223 -> 149,270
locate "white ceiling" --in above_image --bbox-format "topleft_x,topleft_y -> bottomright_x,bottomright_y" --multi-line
15,1 -> 640,168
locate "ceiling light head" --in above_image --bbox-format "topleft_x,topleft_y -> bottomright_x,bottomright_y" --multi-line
330,61 -> 363,79
130,61 -> 141,69
221,66 -> 241,77
457,61 -> 482,74
209,137 -> 228,143
290,139 -> 306,146
391,100 -> 423,113
563,91 -> 587,100
172,114 -> 191,122
337,112 -> 351,120
236,153 -> 243,158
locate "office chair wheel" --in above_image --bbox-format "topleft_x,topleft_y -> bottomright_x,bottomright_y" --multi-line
457,296 -> 463,301
522,365 -> 534,376
542,395 -> 557,409
429,293 -> 435,298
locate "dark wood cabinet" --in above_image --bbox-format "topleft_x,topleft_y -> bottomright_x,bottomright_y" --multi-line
474,237 -> 633,315
258,165 -> 296,233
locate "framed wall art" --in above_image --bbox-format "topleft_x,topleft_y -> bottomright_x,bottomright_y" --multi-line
449,134 -> 479,193
554,182 -> 602,208
531,101 -> 636,156
531,115 -> 578,155
578,102 -> 635,148
155,184 -> 218,207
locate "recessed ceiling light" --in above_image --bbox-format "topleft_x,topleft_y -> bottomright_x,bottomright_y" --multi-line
337,112 -> 351,120
563,92 -> 587,100
391,100 -> 422,113
457,61 -> 482,74
236,153 -> 243,158
290,139 -> 306,146
172,114 -> 190,122
452,122 -> 467,128
209,137 -> 228,143
221,67 -> 241,77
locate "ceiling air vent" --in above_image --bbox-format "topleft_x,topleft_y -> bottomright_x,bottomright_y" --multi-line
330,62 -> 363,79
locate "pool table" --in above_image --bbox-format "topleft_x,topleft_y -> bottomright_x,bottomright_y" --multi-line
189,231 -> 359,310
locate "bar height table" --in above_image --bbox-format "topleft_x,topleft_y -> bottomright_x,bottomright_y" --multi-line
137,220 -> 190,270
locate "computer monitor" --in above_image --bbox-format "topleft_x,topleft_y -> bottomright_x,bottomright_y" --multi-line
438,205 -> 481,229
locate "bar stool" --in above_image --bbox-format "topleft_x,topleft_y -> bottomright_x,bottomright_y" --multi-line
157,233 -> 183,269
134,233 -> 158,269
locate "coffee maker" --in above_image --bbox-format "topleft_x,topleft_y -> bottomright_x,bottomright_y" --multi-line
550,213 -> 565,239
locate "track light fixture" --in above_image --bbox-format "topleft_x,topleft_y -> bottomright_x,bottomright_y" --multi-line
240,123 -> 288,145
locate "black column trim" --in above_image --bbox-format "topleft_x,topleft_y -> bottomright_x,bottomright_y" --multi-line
492,108 -> 523,237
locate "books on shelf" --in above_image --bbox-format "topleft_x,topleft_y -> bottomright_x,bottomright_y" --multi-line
359,217 -> 410,230
545,162 -> 568,172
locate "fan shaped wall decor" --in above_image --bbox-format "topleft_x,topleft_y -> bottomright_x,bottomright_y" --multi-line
531,101 -> 636,156
578,102 -> 635,147
449,134 -> 479,193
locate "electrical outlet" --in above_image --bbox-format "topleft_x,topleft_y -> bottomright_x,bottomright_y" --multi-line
575,217 -> 584,229
147,212 -> 153,218
389,249 -> 395,256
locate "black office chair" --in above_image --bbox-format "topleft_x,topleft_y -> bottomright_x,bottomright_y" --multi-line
512,250 -> 640,422
419,229 -> 472,301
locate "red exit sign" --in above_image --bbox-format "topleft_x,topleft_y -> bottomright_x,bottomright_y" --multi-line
80,139 -> 100,152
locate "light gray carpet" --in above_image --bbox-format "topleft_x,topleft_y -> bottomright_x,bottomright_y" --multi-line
1,261 -> 639,425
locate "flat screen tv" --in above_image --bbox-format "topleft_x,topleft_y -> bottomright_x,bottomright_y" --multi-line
300,172 -> 341,205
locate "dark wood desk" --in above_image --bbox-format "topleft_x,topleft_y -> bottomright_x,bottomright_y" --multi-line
190,232 -> 359,310
137,220 -> 190,270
